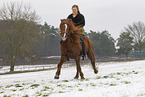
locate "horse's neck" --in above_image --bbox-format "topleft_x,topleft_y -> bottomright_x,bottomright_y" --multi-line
69,22 -> 78,31
67,31 -> 80,44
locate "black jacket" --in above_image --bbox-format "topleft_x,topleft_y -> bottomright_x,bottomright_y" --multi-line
67,13 -> 85,27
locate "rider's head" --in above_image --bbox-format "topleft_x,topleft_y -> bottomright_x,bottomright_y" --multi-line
72,5 -> 80,15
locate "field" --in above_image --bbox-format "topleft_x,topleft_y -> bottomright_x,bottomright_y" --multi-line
0,60 -> 145,97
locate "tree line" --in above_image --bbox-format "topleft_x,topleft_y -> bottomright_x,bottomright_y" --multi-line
1,2 -> 145,72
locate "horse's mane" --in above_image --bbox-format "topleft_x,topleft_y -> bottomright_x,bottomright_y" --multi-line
60,19 -> 81,44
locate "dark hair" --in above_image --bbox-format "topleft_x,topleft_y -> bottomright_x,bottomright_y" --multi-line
72,5 -> 80,14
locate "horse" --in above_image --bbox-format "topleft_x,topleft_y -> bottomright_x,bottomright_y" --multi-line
54,19 -> 98,79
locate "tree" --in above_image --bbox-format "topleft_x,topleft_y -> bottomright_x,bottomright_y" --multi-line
117,32 -> 134,57
37,22 -> 61,56
88,30 -> 116,57
0,2 -> 40,72
124,21 -> 145,58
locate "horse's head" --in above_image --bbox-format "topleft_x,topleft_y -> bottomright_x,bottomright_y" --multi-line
59,19 -> 76,41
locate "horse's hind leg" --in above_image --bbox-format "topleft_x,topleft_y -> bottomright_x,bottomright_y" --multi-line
54,56 -> 65,79
87,48 -> 98,74
74,58 -> 85,79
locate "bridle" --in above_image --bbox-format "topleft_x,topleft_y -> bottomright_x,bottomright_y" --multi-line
59,23 -> 70,41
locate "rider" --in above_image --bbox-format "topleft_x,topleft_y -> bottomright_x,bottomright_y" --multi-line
67,5 -> 86,60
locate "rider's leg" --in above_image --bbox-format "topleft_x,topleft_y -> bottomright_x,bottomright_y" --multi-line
80,34 -> 86,60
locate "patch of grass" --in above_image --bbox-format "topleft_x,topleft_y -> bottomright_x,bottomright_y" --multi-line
0,91 -> 4,94
3,95 -> 11,97
109,71 -> 139,77
90,83 -> 96,86
134,72 -> 138,74
5,85 -> 13,88
78,88 -> 83,91
103,75 -> 109,78
15,84 -> 23,87
96,76 -> 101,79
42,86 -> 52,91
57,84 -> 62,87
36,91 -> 42,96
68,86 -> 73,88
30,84 -> 40,87
117,72 -> 121,75
59,91 -> 64,93
43,94 -> 49,97
19,88 -> 24,91
109,83 -> 117,86
121,81 -> 131,84
62,80 -> 69,82
78,83 -> 81,85
116,78 -> 120,80
22,83 -> 31,85
22,95 -> 29,97
12,89 -> 17,92
44,86 -> 51,89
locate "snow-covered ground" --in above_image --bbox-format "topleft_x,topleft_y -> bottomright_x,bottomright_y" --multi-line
0,60 -> 145,97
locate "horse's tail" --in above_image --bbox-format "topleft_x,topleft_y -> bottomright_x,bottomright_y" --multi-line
86,38 -> 96,62
86,37 -> 98,74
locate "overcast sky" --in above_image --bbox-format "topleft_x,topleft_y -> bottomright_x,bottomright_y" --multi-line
0,0 -> 145,39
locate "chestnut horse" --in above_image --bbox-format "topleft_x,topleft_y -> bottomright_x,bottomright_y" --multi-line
54,19 -> 98,79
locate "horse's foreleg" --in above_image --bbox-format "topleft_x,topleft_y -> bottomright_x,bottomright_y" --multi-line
74,68 -> 79,79
54,57 -> 65,79
75,58 -> 85,79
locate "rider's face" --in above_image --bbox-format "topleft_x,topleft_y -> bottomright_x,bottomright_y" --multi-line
72,7 -> 78,15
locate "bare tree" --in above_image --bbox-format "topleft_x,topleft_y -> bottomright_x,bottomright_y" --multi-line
124,21 -> 145,58
0,2 -> 41,72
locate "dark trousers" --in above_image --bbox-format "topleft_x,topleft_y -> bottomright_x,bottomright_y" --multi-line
80,34 -> 86,57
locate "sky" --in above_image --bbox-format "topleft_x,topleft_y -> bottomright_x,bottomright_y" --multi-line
0,0 -> 145,39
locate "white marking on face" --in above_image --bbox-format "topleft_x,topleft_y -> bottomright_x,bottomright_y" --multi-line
62,24 -> 67,41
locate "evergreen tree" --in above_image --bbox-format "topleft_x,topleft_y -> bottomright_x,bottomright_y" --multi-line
117,32 -> 134,57
88,30 -> 116,57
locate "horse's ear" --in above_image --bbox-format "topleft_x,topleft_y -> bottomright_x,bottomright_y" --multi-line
60,19 -> 65,21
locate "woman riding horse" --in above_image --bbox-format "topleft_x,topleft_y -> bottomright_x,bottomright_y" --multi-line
55,19 -> 98,79
54,5 -> 98,79
67,5 -> 86,60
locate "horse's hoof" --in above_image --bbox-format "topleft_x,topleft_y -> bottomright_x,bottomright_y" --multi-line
74,77 -> 79,79
81,77 -> 85,79
54,76 -> 59,79
94,70 -> 98,74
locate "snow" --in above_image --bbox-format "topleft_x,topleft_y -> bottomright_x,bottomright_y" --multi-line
0,60 -> 145,97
